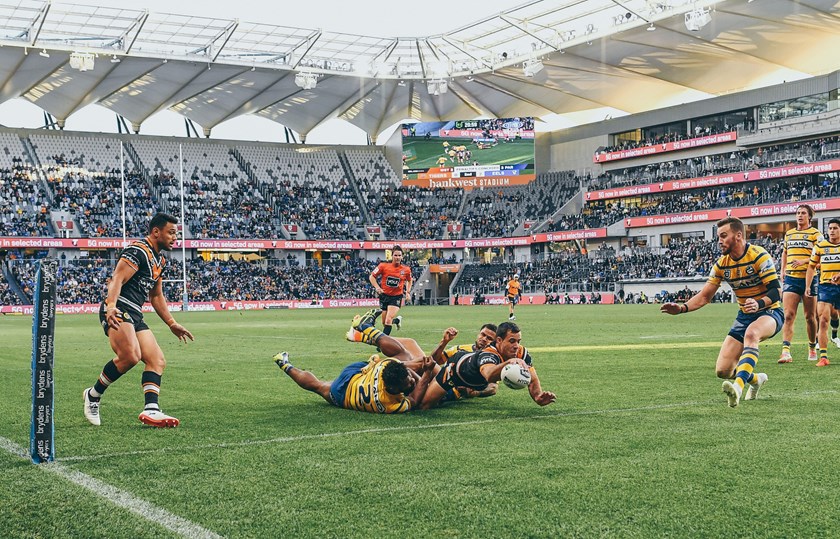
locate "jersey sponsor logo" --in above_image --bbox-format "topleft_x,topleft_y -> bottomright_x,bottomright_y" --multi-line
823,254 -> 840,263
787,240 -> 812,249
732,276 -> 762,289
385,276 -> 401,288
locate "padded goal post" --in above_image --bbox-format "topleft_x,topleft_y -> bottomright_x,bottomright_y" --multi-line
31,259 -> 56,463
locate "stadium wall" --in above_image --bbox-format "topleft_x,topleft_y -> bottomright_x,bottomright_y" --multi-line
547,70 -> 840,145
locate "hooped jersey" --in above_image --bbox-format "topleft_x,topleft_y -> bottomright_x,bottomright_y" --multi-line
784,227 -> 823,278
442,343 -> 478,361
343,358 -> 411,413
809,239 -> 840,284
115,237 -> 166,314
707,243 -> 780,313
372,262 -> 412,296
507,279 -> 521,298
449,344 -> 533,390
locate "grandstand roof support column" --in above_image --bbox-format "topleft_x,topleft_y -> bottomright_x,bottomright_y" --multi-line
203,126 -> 211,138
131,122 -> 141,134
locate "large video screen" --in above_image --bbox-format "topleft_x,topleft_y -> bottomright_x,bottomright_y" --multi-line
401,118 -> 535,189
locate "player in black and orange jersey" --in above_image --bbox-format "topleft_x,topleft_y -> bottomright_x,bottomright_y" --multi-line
779,204 -> 823,363
805,218 -> 840,367
82,213 -> 194,428
430,324 -> 499,403
506,273 -> 522,320
274,312 -> 436,413
419,322 -> 556,409
661,217 -> 782,408
369,245 -> 413,335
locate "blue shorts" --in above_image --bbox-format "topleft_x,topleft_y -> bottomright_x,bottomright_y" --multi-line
728,307 -> 784,343
783,276 -> 817,297
817,283 -> 840,309
328,361 -> 367,407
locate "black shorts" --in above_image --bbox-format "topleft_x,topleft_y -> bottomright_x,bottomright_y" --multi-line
99,302 -> 149,336
507,295 -> 519,305
379,293 -> 403,311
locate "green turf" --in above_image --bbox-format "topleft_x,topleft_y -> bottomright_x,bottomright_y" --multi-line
2,305 -> 839,538
404,136 -> 534,170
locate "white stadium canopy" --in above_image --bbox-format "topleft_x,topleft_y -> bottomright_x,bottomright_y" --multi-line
0,0 -> 838,138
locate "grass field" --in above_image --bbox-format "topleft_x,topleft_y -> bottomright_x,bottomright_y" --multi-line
404,136 -> 534,170
2,304 -> 840,538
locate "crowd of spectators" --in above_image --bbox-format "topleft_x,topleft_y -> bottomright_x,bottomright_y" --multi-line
595,123 -> 738,156
0,158 -> 52,237
159,256 -> 424,303
0,278 -> 21,305
7,256 -> 112,304
591,136 -> 840,191
1,132 -> 839,243
47,162 -> 156,237
368,186 -> 461,240
547,174 -> 838,231
455,236 -> 783,297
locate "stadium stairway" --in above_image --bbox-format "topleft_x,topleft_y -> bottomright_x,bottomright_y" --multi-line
337,151 -> 373,225
1,260 -> 28,304
20,136 -> 53,204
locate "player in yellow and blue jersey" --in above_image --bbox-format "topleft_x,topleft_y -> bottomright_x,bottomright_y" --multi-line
272,314 -> 435,413
779,204 -> 823,363
805,218 -> 840,367
661,217 -> 783,408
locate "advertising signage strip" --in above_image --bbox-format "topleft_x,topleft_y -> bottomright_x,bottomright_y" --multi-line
624,198 -> 840,228
585,158 -> 840,201
3,234 -> 607,250
593,132 -> 737,163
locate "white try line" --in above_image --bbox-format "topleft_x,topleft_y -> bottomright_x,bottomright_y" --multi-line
0,436 -> 223,539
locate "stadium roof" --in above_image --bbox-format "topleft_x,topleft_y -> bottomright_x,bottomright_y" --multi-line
0,0 -> 838,137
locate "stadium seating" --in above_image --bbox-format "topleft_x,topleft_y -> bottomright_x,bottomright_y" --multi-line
236,145 -> 363,239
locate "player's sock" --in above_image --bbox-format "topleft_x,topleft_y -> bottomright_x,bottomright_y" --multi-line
383,324 -> 392,335
820,348 -> 828,361
358,326 -> 384,346
809,342 -> 817,350
831,318 -> 839,339
734,347 -> 759,391
781,341 -> 791,355
90,359 -> 123,400
273,352 -> 294,373
141,371 -> 162,411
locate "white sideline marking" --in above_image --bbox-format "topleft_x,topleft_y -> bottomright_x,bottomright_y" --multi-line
0,436 -> 223,539
56,389 -> 840,464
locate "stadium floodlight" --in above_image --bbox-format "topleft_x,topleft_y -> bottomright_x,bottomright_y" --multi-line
523,59 -> 544,77
294,72 -> 318,90
69,52 -> 95,72
684,8 -> 711,31
427,79 -> 447,96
